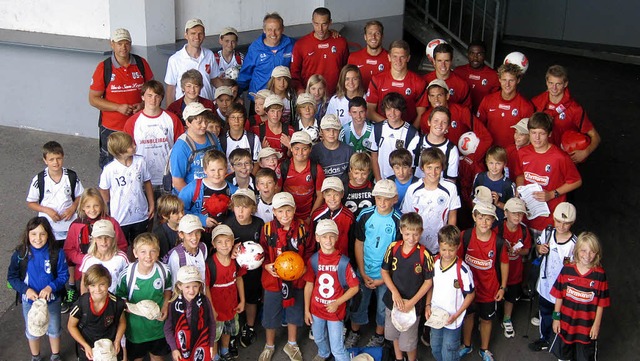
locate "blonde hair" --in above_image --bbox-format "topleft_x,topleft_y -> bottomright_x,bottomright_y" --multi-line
133,232 -> 160,252
77,188 -> 108,219
87,232 -> 117,259
107,131 -> 134,157
349,152 -> 372,171
169,280 -> 203,302
306,74 -> 327,105
83,264 -> 112,289
573,232 -> 602,268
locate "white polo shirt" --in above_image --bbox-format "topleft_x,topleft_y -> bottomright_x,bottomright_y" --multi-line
165,45 -> 220,100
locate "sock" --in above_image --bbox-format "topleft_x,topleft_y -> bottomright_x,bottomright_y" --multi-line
288,341 -> 297,346
221,348 -> 229,355
214,355 -> 220,361
503,317 -> 511,322
375,332 -> 384,338
265,344 -> 275,349
480,349 -> 488,353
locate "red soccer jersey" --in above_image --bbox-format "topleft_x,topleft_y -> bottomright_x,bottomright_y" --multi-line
424,71 -> 472,109
303,251 -> 359,321
476,92 -> 534,148
504,144 -> 523,182
310,205 -> 355,257
531,89 -> 595,147
518,144 -> 581,230
262,123 -> 295,156
366,70 -> 427,124
497,221 -> 531,285
458,229 -> 509,303
166,96 -> 215,125
290,32 -> 349,96
454,64 -> 500,113
206,254 -> 246,322
279,161 -> 326,220
348,48 -> 390,91
90,56 -> 154,131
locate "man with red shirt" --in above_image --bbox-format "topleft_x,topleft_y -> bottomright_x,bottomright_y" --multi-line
290,7 -> 349,96
366,40 -> 427,125
531,65 -> 601,163
89,28 -> 154,168
476,63 -> 534,148
454,41 -> 500,113
347,20 -> 390,90
424,43 -> 471,109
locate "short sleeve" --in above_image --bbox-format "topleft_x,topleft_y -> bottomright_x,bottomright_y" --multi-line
345,263 -> 359,288
26,174 -> 40,202
99,167 -> 112,190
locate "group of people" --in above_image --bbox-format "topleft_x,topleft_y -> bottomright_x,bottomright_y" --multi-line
9,5 -> 609,361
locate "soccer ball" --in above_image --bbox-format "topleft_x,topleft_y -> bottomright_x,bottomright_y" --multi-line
224,66 -> 240,80
561,130 -> 591,153
274,251 -> 305,281
503,52 -> 529,74
426,39 -> 447,65
236,241 -> 265,270
458,131 -> 480,156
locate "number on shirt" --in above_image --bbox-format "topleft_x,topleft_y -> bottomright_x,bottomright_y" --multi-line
318,273 -> 336,298
115,176 -> 127,186
337,109 -> 344,117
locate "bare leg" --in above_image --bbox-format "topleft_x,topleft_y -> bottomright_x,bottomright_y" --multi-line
393,339 -> 403,360
479,319 -> 492,350
28,339 -> 40,358
265,328 -> 276,346
245,303 -> 257,326
49,336 -> 60,354
462,313 -> 474,347
287,324 -> 298,343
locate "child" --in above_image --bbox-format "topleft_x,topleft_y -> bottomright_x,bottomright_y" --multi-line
326,64 -> 365,126
78,220 -> 129,294
551,232 -> 609,361
166,69 -> 215,125
246,89 -> 272,132
267,66 -> 296,124
222,103 -> 261,173
292,93 -> 320,144
215,27 -> 244,75
311,114 -> 354,182
257,147 -> 282,175
68,264 -> 126,361
165,265 -> 216,361
307,74 -> 328,122
381,212 -> 434,361
343,152 -> 374,218
346,180 -> 402,349
99,131 -> 155,244
414,106 -> 459,181
529,202 -> 578,352
224,189 -> 265,348
495,197 -> 531,338
259,94 -> 294,156
303,219 -> 360,361
213,86 -> 235,123
472,146 -> 516,223
166,214 -> 208,285
457,202 -> 509,361
152,194 -> 184,259
255,168 -> 278,223
388,148 -> 420,212
225,148 -> 257,191
401,148 -> 461,255
206,225 -> 246,360
205,111 -> 225,138
505,117 -> 528,184
258,192 -> 314,361
116,233 -> 172,361
310,177 -> 355,258
426,225 -> 475,361
7,217 -> 69,361
339,96 -> 375,153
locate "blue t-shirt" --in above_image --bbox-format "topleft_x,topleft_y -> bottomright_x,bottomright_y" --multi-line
310,141 -> 354,183
169,133 -> 222,189
354,206 -> 401,279
388,175 -> 420,212
472,172 -> 515,222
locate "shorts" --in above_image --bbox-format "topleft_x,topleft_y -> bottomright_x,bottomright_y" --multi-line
126,337 -> 170,360
215,314 -> 240,341
243,268 -> 263,304
552,335 -> 597,361
504,284 -> 521,304
22,298 -> 62,340
384,308 -> 419,352
466,301 -> 497,321
262,289 -> 304,329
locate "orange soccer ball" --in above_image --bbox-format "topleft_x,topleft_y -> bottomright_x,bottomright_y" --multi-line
274,251 -> 305,281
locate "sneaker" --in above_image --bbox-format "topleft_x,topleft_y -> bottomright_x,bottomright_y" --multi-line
344,331 -> 360,348
309,328 -> 314,340
478,349 -> 494,361
219,353 -> 234,361
49,355 -> 61,361
30,355 -> 43,361
229,337 -> 239,358
240,324 -> 256,347
458,345 -> 473,358
312,355 -> 327,361
420,330 -> 430,346
502,320 -> 515,338
283,343 -> 303,361
65,287 -> 78,303
258,346 -> 275,361
60,302 -> 70,314
365,334 -> 385,347
528,339 -> 550,352
531,316 -> 540,326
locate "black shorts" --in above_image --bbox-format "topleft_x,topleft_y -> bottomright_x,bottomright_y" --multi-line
243,267 -> 263,304
126,338 -> 170,360
504,285 -> 521,304
467,301 -> 497,321
552,335 -> 597,361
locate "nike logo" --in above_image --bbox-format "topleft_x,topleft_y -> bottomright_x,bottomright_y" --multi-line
568,278 -> 575,281
381,88 -> 389,91
308,52 -> 315,56
489,109 -> 496,112
467,248 -> 475,252
523,162 -> 530,165
488,311 -> 496,317
357,65 -> 364,68
287,175 -> 294,179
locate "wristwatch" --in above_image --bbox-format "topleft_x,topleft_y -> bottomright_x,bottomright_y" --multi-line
554,190 -> 560,199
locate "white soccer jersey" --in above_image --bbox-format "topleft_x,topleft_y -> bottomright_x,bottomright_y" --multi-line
537,229 -> 576,303
431,258 -> 475,329
79,251 -> 129,293
224,131 -> 262,170
368,121 -> 421,179
256,198 -> 274,223
326,95 -> 352,126
167,246 -> 207,285
414,137 -> 460,179
215,50 -> 243,74
99,155 -> 151,226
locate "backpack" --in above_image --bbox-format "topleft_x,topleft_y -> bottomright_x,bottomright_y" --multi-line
263,221 -> 307,249
310,252 -> 351,290
190,178 -> 234,204
214,51 -> 243,69
525,224 -> 555,297
37,169 -> 78,203
279,158 -> 318,187
219,131 -> 257,159
373,121 -> 419,152
461,228 -> 505,282
125,261 -> 168,300
162,243 -> 207,266
11,247 -> 59,305
433,253 -> 465,290
162,132 -> 221,192
103,54 -> 146,87
388,241 -> 428,273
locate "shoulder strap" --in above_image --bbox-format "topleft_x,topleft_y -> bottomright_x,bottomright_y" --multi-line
462,229 -> 473,256
404,125 -> 417,149
205,256 -> 217,288
185,134 -> 198,164
235,52 -> 243,65
177,245 -> 187,267
310,252 -> 319,276
496,222 -> 505,239
280,159 -> 290,182
192,178 -> 203,204
67,169 -> 78,201
218,132 -> 227,153
337,255 -> 350,290
103,57 -> 113,89
259,123 -> 267,141
456,257 -> 464,290
127,262 -> 138,300
131,54 -> 146,80
373,121 -> 383,146
247,132 -> 256,158
37,170 -> 46,203
309,160 -> 318,185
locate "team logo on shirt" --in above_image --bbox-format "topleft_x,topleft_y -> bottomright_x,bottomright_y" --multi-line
559,112 -> 566,120
64,186 -> 71,196
104,315 -> 114,327
260,53 -> 268,60
385,225 -> 394,234
44,260 -> 51,274
512,109 -> 519,117
488,250 -> 495,259
437,196 -> 446,205
465,254 -> 492,270
566,286 -> 594,303
363,139 -> 372,148
545,164 -> 552,173
414,263 -> 422,274
306,174 -> 312,182
110,74 -> 116,82
451,121 -> 457,128
378,64 -> 385,72
331,46 -> 337,53
193,347 -> 205,361
153,278 -> 163,289
453,279 -> 460,288
405,88 -> 412,96
449,89 -> 455,96
205,64 -> 211,74
482,79 -> 488,86
395,139 -> 405,149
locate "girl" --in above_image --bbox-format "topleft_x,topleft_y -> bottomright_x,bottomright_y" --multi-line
8,217 -> 69,361
551,232 -> 609,361
164,266 -> 216,361
306,74 -> 328,122
267,66 -> 297,124
326,65 -> 365,126
292,93 -> 320,144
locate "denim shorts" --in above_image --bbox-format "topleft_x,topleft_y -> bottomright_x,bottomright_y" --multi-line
22,298 -> 62,340
262,289 -> 304,329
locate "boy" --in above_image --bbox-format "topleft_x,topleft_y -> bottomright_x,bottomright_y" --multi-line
152,195 -> 184,259
213,86 -> 235,123
340,96 -> 375,153
472,146 -> 516,223
426,225 -> 475,361
68,264 -> 126,361
311,114 -> 354,182
311,177 -> 355,258
257,147 -> 282,175
381,212 -> 434,361
116,233 -> 172,361
343,152 -> 374,218
255,168 -> 278,223
346,180 -> 402,348
222,103 -> 261,173
214,27 -> 244,79
99,132 -> 155,245
259,94 -> 294,156
166,214 -> 208,285
206,225 -> 246,361
414,105 -> 459,180
246,89 -> 272,132
387,148 -> 420,212
166,69 -> 215,125
401,148 -> 460,255
303,219 -> 360,361
225,148 -> 257,191
205,111 -> 225,137
293,92 -> 321,144
258,192 -> 314,361
458,202 -> 509,361
505,118 -> 528,184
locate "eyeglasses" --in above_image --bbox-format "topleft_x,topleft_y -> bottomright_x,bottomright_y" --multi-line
233,161 -> 253,168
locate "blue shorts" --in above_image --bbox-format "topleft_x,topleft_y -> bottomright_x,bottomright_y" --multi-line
262,289 -> 304,329
22,298 -> 62,340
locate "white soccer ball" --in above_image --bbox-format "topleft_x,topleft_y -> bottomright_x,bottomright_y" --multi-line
503,51 -> 529,74
236,241 -> 265,270
458,131 -> 480,156
224,66 -> 240,80
426,39 -> 448,65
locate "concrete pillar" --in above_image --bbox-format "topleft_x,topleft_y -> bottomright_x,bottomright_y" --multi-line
109,0 -> 175,46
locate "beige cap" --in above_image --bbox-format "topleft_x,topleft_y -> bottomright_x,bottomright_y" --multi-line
272,192 -> 295,209
511,118 -> 530,134
428,79 -> 449,92
321,177 -> 344,193
219,26 -> 238,39
126,300 -> 161,320
372,179 -> 398,198
27,298 -> 49,337
185,18 -> 205,32
211,224 -> 235,241
473,202 -> 497,219
178,214 -> 204,233
91,220 -> 115,238
264,94 -> 284,109
315,219 -> 339,236
553,202 -> 576,223
111,28 -> 131,42
249,89 -> 273,100
182,102 -> 212,120
473,186 -> 493,205
214,86 -> 234,99
271,65 -> 291,78
320,114 -> 342,130
351,355 -> 374,361
92,338 -> 117,361
232,188 -> 257,204
296,92 -> 317,107
290,131 -> 313,145
257,147 -> 282,160
176,265 -> 203,284
504,197 -> 527,213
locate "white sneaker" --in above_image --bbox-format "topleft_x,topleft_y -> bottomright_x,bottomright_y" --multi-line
502,320 -> 515,338
531,316 -> 540,326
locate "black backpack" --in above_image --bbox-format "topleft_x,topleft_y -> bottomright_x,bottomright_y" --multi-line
37,169 -> 78,203
102,54 -> 146,86
279,158 -> 319,187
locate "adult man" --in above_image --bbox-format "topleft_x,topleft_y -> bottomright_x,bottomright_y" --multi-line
165,18 -> 219,104
290,7 -> 349,96
366,40 -> 427,125
347,20 -> 390,90
454,41 -> 500,113
89,28 -> 154,168
531,65 -> 600,163
424,43 -> 471,109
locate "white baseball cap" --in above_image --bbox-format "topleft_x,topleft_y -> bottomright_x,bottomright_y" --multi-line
290,131 -> 313,145
372,179 -> 398,198
182,102 -> 212,120
93,339 -> 117,361
272,192 -> 295,209
111,28 -> 131,42
264,94 -> 284,109
271,66 -> 291,78
315,219 -> 339,236
27,299 -> 49,337
91,220 -> 115,238
214,86 -> 234,99
178,214 -> 204,233
176,265 -> 203,284
211,224 -> 235,241
321,177 -> 344,193
126,300 -> 161,320
320,114 -> 342,130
